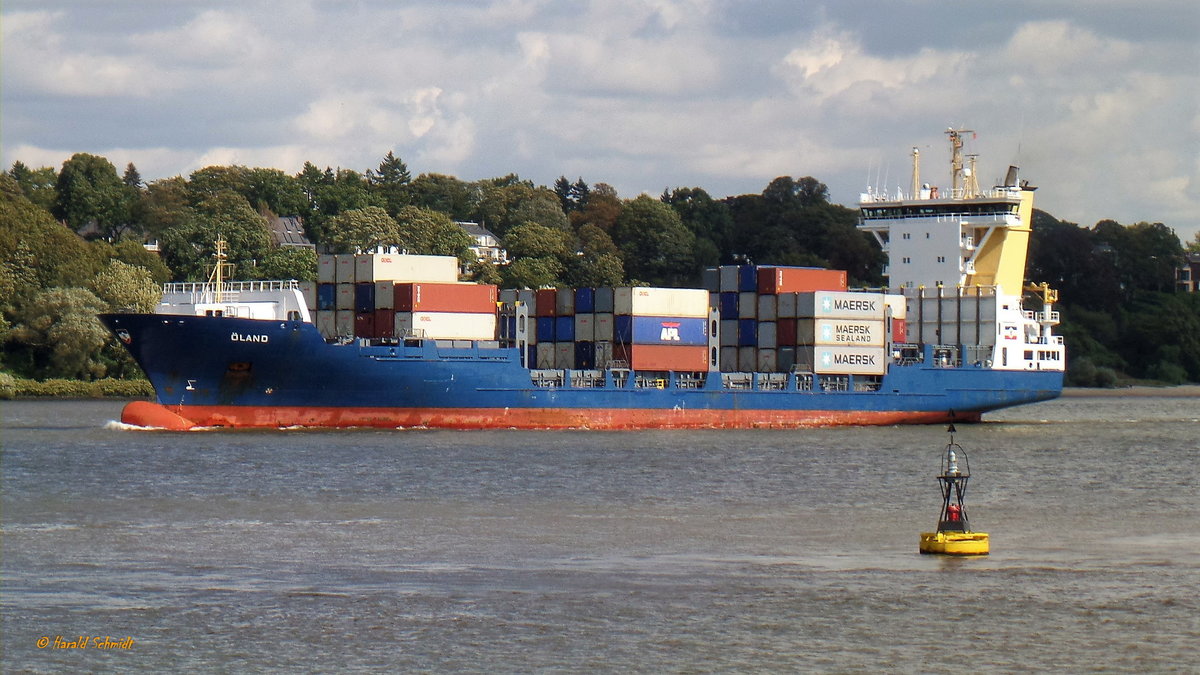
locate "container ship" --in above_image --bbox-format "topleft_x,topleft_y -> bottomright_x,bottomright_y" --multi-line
101,131 -> 1065,430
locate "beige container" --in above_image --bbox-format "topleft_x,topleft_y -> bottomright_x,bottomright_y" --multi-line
883,294 -> 907,320
535,342 -> 556,369
374,281 -> 396,310
593,313 -> 614,341
315,311 -> 336,339
334,310 -> 355,337
574,314 -> 595,342
318,255 -> 338,283
335,283 -> 355,310
354,253 -> 458,283
757,348 -> 778,372
335,254 -> 356,283
394,311 -> 497,340
798,319 -> 887,347
299,281 -> 317,312
614,287 -> 709,318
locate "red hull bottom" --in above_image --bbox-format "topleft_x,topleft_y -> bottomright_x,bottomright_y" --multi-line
121,401 -> 978,430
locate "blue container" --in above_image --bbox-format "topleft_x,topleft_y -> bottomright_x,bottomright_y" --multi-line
317,284 -> 336,311
575,287 -> 596,313
737,318 -> 758,347
574,341 -> 596,369
719,292 -> 739,319
555,316 -> 575,342
536,317 -> 555,342
615,315 -> 708,346
354,283 -> 375,314
738,265 -> 758,292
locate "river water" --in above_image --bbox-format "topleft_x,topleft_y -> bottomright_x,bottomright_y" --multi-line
3,393 -> 1198,673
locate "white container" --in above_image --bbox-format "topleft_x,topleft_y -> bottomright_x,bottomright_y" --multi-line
574,314 -> 595,342
798,319 -> 887,347
318,255 -> 338,283
336,283 -> 355,310
796,291 -> 887,320
796,346 -> 888,375
593,313 -> 614,341
883,294 -> 906,320
299,281 -> 317,312
757,294 -> 777,321
614,287 -> 709,318
374,281 -> 395,310
354,253 -> 457,283
738,292 -> 758,319
394,311 -> 497,340
335,254 -> 356,283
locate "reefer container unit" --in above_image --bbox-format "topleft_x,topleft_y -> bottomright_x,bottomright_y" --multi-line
374,281 -> 395,310
795,291 -> 887,321
317,255 -> 337,283
395,312 -> 498,340
795,346 -> 888,375
355,253 -> 457,283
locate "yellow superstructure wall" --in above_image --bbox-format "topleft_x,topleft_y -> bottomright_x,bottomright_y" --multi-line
965,190 -> 1033,296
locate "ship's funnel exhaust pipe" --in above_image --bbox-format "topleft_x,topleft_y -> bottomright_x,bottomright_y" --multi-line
1004,165 -> 1019,187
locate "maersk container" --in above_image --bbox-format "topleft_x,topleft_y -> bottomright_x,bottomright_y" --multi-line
575,341 -> 596,369
757,294 -> 777,321
354,283 -> 375,314
719,292 -> 739,319
575,287 -> 595,313
336,254 -> 356,283
555,316 -> 575,342
758,321 -> 778,349
796,346 -> 888,375
317,283 -> 336,311
594,313 -> 614,342
798,319 -> 887,347
336,284 -> 355,311
883,294 -> 906,320
317,255 -> 337,283
719,320 -> 739,347
335,310 -> 354,337
374,310 -> 395,338
574,313 -> 595,342
614,287 -> 709,318
556,288 -> 575,316
614,315 -> 707,346
395,312 -> 498,340
757,267 -> 847,294
737,319 -> 757,347
738,292 -> 757,319
594,287 -> 615,313
535,316 -> 555,342
354,253 -> 457,283
374,281 -> 395,310
394,282 -> 498,314
614,344 -> 709,372
796,291 -> 887,320
535,289 -> 557,317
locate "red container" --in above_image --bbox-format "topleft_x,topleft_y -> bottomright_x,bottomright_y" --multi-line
394,282 -> 498,313
614,344 -> 709,372
535,289 -> 558,317
777,318 -> 797,346
757,267 -> 847,294
354,312 -> 376,338
892,318 -> 907,343
375,309 -> 395,338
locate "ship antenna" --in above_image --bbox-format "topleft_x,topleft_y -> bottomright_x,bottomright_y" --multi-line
911,146 -> 920,200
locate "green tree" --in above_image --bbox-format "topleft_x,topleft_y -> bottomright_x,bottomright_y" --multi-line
568,183 -> 621,232
611,195 -> 696,286
1,175 -> 103,305
501,257 -> 564,289
302,168 -> 380,248
257,247 -> 318,281
54,153 -> 132,240
7,287 -> 111,379
9,161 -> 58,213
565,224 -> 625,287
394,206 -> 475,264
89,259 -> 161,313
158,192 -> 273,281
369,151 -> 412,215
408,173 -> 472,220
324,207 -> 401,254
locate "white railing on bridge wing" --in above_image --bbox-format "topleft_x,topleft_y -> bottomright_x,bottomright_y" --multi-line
162,280 -> 301,294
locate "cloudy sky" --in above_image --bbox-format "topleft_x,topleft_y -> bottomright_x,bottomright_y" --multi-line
3,0 -> 1198,240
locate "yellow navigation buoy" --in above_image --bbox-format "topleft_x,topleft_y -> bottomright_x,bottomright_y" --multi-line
919,424 -> 989,555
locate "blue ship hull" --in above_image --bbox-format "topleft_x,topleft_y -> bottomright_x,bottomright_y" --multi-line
100,313 -> 1063,430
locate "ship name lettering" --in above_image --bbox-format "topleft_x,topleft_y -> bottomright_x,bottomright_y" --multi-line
230,332 -> 270,343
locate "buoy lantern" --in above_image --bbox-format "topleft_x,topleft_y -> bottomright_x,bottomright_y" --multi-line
919,424 -> 989,555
